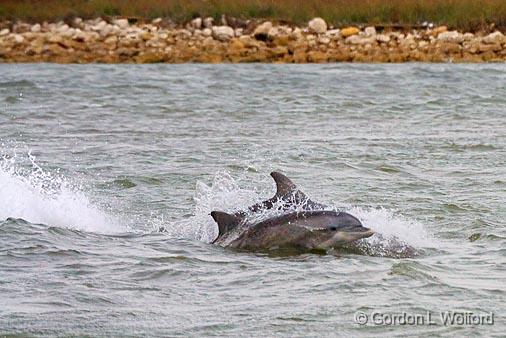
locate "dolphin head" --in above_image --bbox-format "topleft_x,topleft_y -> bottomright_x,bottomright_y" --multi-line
310,212 -> 374,250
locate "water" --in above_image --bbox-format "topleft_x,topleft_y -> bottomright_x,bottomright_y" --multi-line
0,64 -> 505,336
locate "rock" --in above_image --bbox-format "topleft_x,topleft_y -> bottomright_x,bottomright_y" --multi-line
202,28 -> 212,37
234,28 -> 243,37
308,17 -> 327,34
463,32 -> 475,40
483,31 -> 505,44
220,14 -> 228,26
140,31 -> 153,41
212,26 -> 234,41
437,31 -> 462,43
238,35 -> 259,48
293,49 -> 307,63
318,36 -> 331,45
56,24 -> 70,34
91,21 -> 107,32
72,29 -> 86,42
253,21 -> 273,39
346,35 -> 375,45
48,34 -> 62,44
191,18 -> 202,29
376,34 -> 390,43
203,17 -> 213,29
31,24 -> 41,33
479,42 -> 502,53
325,29 -> 341,38
438,42 -> 461,54
307,51 -> 328,62
364,26 -> 376,36
267,27 -> 283,39
341,27 -> 360,37
152,18 -> 162,25
13,34 -> 25,44
13,22 -> 31,33
176,29 -> 192,39
430,26 -> 447,36
228,38 -> 245,51
290,27 -> 303,40
0,28 -> 9,36
114,19 -> 129,29
273,35 -> 289,46
99,25 -> 114,37
104,35 -> 118,45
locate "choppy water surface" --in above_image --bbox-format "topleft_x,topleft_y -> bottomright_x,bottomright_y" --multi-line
0,64 -> 505,337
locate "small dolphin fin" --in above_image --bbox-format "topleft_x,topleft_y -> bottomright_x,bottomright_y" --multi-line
270,171 -> 327,210
270,171 -> 298,197
211,211 -> 240,237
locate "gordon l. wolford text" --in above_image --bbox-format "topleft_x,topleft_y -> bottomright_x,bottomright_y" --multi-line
354,310 -> 494,326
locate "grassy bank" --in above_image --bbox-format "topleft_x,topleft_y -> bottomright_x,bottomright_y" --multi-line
1,0 -> 506,31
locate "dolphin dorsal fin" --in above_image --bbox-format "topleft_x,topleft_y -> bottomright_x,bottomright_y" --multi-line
271,171 -> 298,197
211,211 -> 240,237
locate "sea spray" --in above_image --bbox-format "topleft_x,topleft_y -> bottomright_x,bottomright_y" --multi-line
0,151 -> 128,234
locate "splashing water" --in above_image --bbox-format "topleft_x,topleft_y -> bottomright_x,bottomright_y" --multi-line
0,152 -> 128,234
346,206 -> 439,257
162,171 -> 262,241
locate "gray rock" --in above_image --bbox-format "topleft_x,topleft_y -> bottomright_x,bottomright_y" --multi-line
437,31 -> 463,43
483,31 -> 505,44
31,24 -> 41,33
364,26 -> 376,36
253,21 -> 273,38
203,17 -> 214,29
212,26 -> 234,41
376,34 -> 390,43
346,35 -> 375,45
308,17 -> 327,34
325,29 -> 341,38
191,18 -> 202,30
114,19 -> 129,29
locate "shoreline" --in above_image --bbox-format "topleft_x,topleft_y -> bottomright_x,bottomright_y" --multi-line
1,17 -> 505,63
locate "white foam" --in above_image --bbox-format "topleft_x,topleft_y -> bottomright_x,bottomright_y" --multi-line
347,206 -> 438,249
0,152 -> 127,234
163,171 -> 262,241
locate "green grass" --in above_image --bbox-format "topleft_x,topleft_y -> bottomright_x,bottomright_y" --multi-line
1,0 -> 506,31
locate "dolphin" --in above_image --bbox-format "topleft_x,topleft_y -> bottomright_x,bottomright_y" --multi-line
211,210 -> 374,253
233,171 -> 328,219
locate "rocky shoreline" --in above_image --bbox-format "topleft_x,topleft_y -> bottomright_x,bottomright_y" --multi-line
1,17 -> 505,63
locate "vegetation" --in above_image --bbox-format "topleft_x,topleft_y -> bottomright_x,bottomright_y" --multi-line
1,0 -> 506,31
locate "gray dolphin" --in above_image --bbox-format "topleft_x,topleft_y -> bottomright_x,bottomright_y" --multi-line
211,210 -> 374,253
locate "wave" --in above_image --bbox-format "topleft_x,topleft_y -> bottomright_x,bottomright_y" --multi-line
0,152 -> 128,234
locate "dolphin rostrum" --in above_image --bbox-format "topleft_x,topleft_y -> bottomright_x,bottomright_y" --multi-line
211,210 -> 374,253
